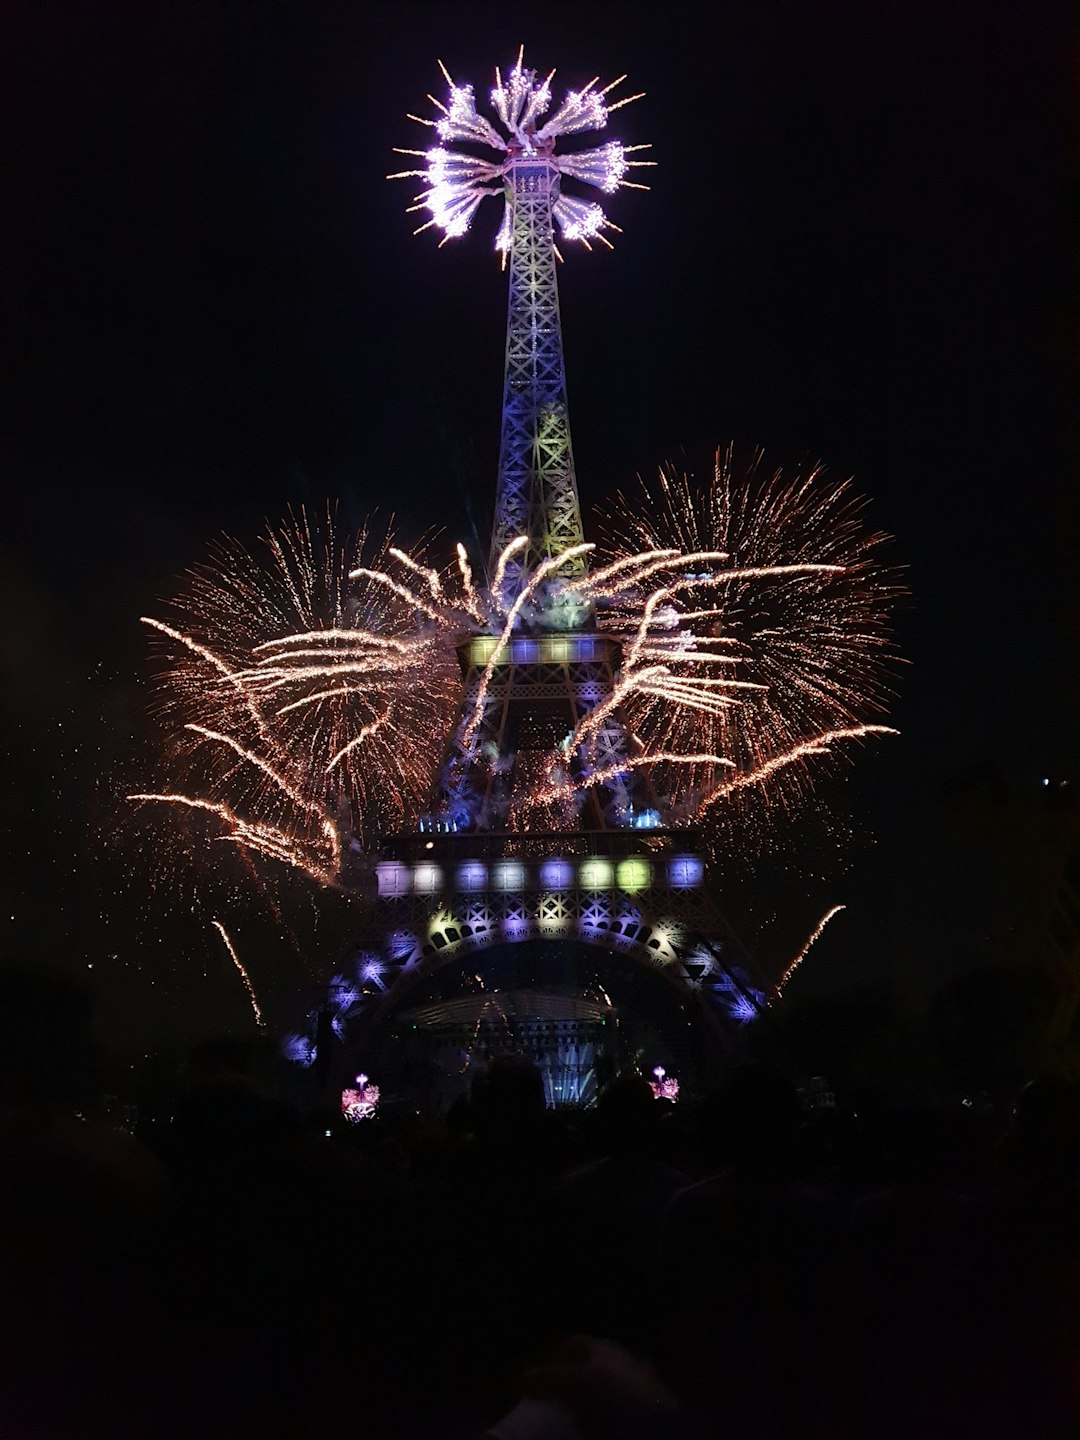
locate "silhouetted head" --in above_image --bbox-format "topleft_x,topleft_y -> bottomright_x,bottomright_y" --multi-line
705,1064 -> 802,1173
471,1054 -> 546,1140
170,1073 -> 297,1166
595,1074 -> 658,1157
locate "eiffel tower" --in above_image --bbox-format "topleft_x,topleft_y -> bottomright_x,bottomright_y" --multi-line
324,62 -> 765,1105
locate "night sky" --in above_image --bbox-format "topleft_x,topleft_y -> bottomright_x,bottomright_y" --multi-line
3,2 -> 1073,1049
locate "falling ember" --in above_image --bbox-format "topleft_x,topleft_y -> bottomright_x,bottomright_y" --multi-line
775,904 -> 847,998
211,920 -> 265,1029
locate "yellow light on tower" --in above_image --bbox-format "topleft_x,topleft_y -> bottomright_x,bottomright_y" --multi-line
579,857 -> 614,890
617,857 -> 651,893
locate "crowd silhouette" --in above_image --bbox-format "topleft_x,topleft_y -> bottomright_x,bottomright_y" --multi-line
1,963 -> 1078,1439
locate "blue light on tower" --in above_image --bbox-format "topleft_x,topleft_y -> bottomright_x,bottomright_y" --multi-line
632,808 -> 663,830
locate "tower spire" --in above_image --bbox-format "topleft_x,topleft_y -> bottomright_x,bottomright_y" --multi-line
490,147 -> 587,612
390,52 -> 652,619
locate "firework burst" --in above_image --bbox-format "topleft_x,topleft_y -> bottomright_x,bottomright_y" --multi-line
389,49 -> 653,254
587,447 -> 902,842
129,508 -> 461,886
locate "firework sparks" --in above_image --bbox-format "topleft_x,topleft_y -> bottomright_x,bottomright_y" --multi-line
341,1074 -> 381,1122
131,509 -> 462,885
649,1066 -> 680,1102
589,447 -> 902,838
775,904 -> 847,997
390,50 -> 653,252
211,920 -> 265,1029
134,456 -> 899,889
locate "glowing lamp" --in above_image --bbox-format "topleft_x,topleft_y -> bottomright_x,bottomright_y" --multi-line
541,857 -> 573,888
457,861 -> 487,891
494,860 -> 526,891
579,857 -> 614,890
413,863 -> 443,894
617,857 -> 651,893
668,855 -> 704,889
376,861 -> 411,897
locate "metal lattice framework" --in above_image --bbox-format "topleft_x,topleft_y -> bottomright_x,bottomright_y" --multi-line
490,156 -> 588,603
431,149 -> 643,834
283,60 -> 768,1083
308,842 -> 766,1062
436,634 -> 635,832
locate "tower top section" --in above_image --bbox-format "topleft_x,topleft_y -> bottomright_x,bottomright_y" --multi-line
389,48 -> 653,255
390,52 -> 652,606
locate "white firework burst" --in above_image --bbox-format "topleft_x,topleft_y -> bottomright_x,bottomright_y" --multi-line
388,47 -> 653,251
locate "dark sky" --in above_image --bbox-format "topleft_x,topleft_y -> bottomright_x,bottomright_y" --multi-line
3,2 -> 1074,1046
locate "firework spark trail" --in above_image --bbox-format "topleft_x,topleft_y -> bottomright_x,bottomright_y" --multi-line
700,725 -> 899,804
389,546 -> 445,602
211,920 -> 265,1029
325,710 -> 392,774
185,725 -> 317,816
624,586 -> 679,671
181,724 -> 343,872
127,791 -> 335,879
582,549 -> 731,603
531,750 -> 738,812
135,510 -> 461,878
564,664 -> 669,766
775,905 -> 847,997
255,629 -> 415,654
142,616 -> 277,746
461,542 -> 594,751
347,566 -> 446,623
490,535 -> 530,615
456,542 -> 487,622
579,547 -> 681,592
275,686 -> 376,717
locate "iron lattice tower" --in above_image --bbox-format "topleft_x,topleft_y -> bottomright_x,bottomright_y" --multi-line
490,149 -> 587,598
435,143 -> 636,835
320,59 -> 766,1094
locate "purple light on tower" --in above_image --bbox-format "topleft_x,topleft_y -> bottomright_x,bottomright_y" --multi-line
541,857 -> 574,888
668,855 -> 704,889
